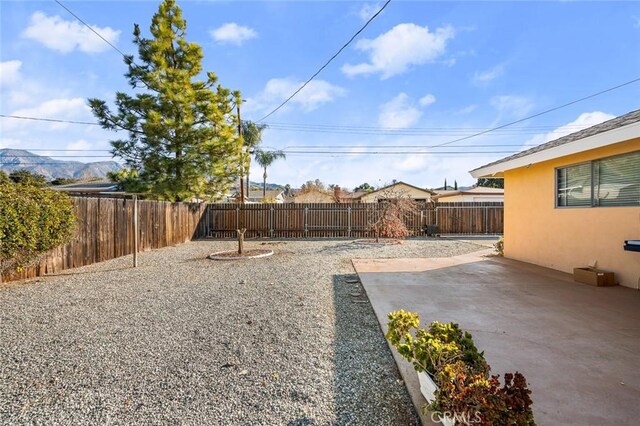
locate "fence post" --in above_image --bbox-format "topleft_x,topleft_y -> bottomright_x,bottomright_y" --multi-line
484,206 -> 488,234
133,195 -> 138,268
236,206 -> 239,232
304,207 -> 308,238
347,206 -> 352,238
269,206 -> 274,238
206,204 -> 210,237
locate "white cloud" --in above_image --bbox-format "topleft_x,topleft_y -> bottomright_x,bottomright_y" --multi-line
0,60 -> 22,86
419,94 -> 436,107
490,95 -> 534,119
246,77 -> 345,114
342,23 -> 455,79
526,111 -> 616,147
358,2 -> 382,22
210,23 -> 257,46
379,93 -> 422,129
394,153 -> 429,172
9,98 -> 91,130
472,64 -> 505,84
22,11 -> 120,53
455,104 -> 478,115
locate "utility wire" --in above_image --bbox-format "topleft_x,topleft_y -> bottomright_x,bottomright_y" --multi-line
0,150 -> 515,165
0,114 -> 589,137
264,122 -> 591,131
0,114 -> 100,126
35,1 -> 640,147
54,0 -> 130,59
281,144 -> 539,148
0,155 -> 113,158
430,77 -> 640,148
3,148 -> 111,152
256,0 -> 391,122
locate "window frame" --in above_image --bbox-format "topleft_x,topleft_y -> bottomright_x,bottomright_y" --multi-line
554,150 -> 640,209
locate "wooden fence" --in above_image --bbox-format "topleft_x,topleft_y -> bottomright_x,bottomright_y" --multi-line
1,197 -> 207,283
205,202 -> 503,238
1,199 -> 502,283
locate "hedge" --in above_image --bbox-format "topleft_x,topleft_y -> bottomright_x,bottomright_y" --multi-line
0,183 -> 76,274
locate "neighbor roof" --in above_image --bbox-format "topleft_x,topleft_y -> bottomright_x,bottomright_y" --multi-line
470,108 -> 640,178
247,189 -> 283,199
364,181 -> 434,196
433,187 -> 504,200
50,181 -> 119,193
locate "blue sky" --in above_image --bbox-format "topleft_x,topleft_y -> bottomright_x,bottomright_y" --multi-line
1,0 -> 640,190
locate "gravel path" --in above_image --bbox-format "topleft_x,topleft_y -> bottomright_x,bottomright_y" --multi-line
0,238 -> 483,425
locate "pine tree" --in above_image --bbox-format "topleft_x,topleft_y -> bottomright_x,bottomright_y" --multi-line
454,180 -> 458,190
89,0 -> 242,201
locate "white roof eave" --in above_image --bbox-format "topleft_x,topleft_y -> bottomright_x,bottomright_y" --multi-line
469,121 -> 640,178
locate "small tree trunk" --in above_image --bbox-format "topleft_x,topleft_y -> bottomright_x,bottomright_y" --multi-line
237,228 -> 246,254
263,168 -> 267,198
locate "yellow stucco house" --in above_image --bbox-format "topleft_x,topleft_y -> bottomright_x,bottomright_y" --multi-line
359,181 -> 434,203
470,109 -> 640,288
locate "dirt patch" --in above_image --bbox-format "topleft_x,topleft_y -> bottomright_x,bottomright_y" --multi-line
208,249 -> 274,260
353,239 -> 404,245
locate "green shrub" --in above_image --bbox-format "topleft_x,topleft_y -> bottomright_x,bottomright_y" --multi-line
386,311 -> 535,425
0,183 -> 76,273
495,236 -> 504,256
386,311 -> 488,377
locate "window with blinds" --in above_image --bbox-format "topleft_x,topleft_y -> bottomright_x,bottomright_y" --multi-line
556,162 -> 592,207
556,150 -> 640,207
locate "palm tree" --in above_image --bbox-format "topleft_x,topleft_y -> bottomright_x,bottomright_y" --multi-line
241,121 -> 268,196
254,149 -> 286,198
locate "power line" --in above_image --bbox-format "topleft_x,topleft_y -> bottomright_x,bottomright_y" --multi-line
264,122 -> 591,131
257,0 -> 391,122
0,162 -> 119,165
265,126 -> 573,136
281,144 -> 539,148
2,149 -> 111,152
0,113 -> 590,137
54,0 -> 130,59
258,150 -> 517,155
429,77 -> 640,148
0,155 -> 113,158
0,114 -> 100,126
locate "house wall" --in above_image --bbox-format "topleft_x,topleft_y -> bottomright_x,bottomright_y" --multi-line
360,183 -> 433,203
437,193 -> 504,202
293,190 -> 335,203
504,138 -> 640,288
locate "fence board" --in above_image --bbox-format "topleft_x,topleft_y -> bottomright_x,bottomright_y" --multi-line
205,202 -> 503,239
2,197 -> 208,283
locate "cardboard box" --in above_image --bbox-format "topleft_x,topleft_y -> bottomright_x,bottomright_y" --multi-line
573,268 -> 616,287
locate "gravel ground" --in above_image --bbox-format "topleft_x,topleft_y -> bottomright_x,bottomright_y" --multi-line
0,238 -> 483,425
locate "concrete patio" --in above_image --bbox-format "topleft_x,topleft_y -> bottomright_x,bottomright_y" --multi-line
353,251 -> 640,426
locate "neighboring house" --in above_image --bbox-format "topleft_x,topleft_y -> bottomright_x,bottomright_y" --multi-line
292,188 -> 335,203
246,189 -> 285,203
359,181 -> 434,203
470,108 -> 640,288
433,187 -> 504,202
332,186 -> 365,203
50,181 -> 120,195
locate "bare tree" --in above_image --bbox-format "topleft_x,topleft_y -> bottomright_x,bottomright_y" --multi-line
366,186 -> 419,242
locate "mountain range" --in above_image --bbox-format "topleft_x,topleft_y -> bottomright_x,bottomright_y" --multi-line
0,149 -> 121,180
